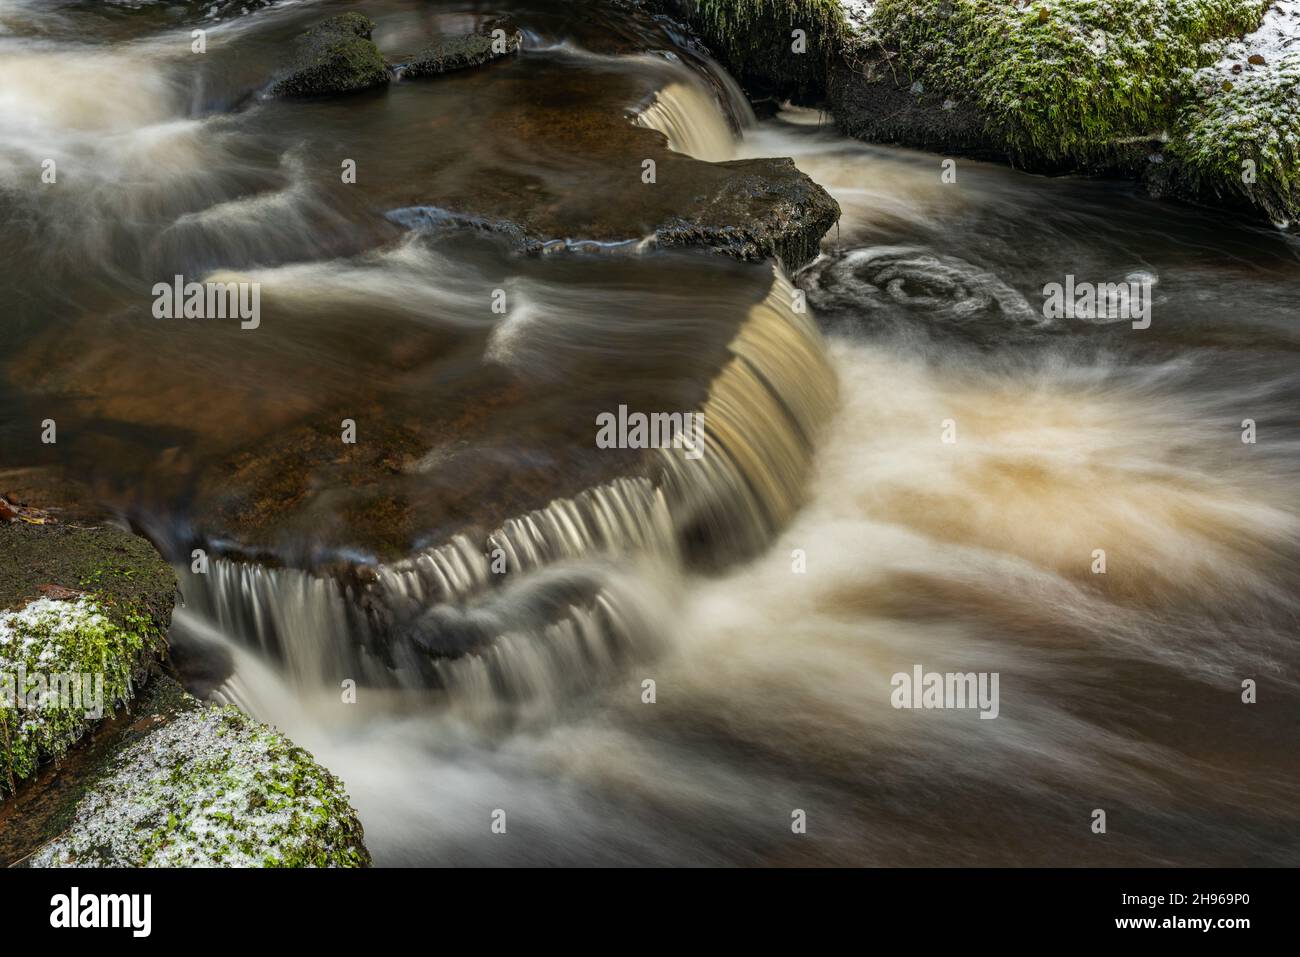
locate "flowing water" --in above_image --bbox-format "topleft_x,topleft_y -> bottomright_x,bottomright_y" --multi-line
3,0 -> 1298,865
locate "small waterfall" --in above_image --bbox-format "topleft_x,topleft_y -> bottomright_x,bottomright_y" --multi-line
659,269 -> 838,562
631,52 -> 754,163
634,81 -> 742,162
178,266 -> 837,712
485,477 -> 677,576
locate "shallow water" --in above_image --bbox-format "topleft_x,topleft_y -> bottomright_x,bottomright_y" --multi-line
3,0 -> 1298,865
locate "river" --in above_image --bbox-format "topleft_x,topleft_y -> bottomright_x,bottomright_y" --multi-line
2,0 -> 1298,866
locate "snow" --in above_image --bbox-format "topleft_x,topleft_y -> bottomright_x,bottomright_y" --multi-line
1210,0 -> 1300,70
839,0 -> 876,33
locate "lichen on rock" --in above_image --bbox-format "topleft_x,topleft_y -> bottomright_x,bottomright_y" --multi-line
29,699 -> 371,868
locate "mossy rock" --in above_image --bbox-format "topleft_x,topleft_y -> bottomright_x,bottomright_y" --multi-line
833,0 -> 1296,223
398,19 -> 523,80
0,522 -> 175,799
269,13 -> 390,98
865,1 -> 1272,165
1164,24 -> 1300,225
26,688 -> 370,868
653,0 -> 850,103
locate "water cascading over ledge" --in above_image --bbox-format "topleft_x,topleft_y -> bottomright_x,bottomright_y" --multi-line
175,265 -> 837,713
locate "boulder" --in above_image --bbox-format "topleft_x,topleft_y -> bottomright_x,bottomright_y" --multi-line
25,684 -> 371,868
0,522 -> 175,801
268,13 -> 390,98
389,155 -> 840,270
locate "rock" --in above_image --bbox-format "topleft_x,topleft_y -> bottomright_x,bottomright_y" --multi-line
828,58 -> 1008,162
268,13 -> 390,99
397,19 -> 523,79
0,522 -> 175,800
25,686 -> 371,868
0,521 -> 370,867
646,0 -> 850,104
382,58 -> 840,270
826,0 -> 1296,223
654,157 -> 842,267
390,156 -> 839,270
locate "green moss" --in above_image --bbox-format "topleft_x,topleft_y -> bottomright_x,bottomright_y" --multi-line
31,701 -> 371,868
1171,47 -> 1300,224
870,0 -> 1273,165
0,523 -> 174,798
0,598 -> 154,798
692,0 -> 850,99
269,13 -> 390,98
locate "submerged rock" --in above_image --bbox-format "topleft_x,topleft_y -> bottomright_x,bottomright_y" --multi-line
397,19 -> 523,79
28,690 -> 371,868
268,13 -> 390,98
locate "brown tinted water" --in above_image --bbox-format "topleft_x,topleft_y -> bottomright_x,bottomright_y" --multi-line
2,0 -> 1298,866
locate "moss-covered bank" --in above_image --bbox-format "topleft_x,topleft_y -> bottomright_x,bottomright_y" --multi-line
1167,5 -> 1300,225
846,0 -> 1299,223
674,0 -> 1297,224
866,1 -> 1271,163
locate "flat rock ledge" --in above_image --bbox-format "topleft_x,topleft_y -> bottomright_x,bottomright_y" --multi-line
388,156 -> 841,271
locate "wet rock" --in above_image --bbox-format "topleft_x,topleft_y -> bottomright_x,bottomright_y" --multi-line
391,155 -> 839,269
828,57 -> 1008,163
383,60 -> 840,271
655,156 -> 841,266
397,19 -> 523,80
268,13 -> 390,99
